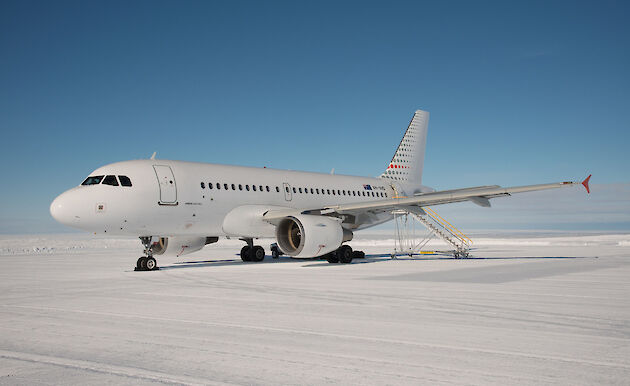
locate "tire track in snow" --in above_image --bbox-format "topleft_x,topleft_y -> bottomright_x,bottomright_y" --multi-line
4,304 -> 629,371
0,349 -> 232,386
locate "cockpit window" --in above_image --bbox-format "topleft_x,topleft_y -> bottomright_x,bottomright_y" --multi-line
81,175 -> 104,185
103,175 -> 119,186
118,176 -> 132,187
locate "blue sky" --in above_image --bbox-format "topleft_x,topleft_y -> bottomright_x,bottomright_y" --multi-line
1,0 -> 628,233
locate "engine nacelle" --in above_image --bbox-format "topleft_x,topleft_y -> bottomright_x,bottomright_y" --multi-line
152,236 -> 218,257
276,215 -> 348,258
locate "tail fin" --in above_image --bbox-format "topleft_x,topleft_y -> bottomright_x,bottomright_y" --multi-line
381,110 -> 429,185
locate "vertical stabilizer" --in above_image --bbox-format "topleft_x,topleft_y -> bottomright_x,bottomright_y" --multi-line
381,110 -> 429,185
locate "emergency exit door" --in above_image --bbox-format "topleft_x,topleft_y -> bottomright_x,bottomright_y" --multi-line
283,183 -> 292,201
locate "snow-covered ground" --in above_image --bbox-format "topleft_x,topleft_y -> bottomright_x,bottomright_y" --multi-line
1,232 -> 629,385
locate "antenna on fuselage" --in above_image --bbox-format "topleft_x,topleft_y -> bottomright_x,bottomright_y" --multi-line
150,152 -> 156,160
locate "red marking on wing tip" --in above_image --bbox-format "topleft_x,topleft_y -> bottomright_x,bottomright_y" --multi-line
582,174 -> 592,194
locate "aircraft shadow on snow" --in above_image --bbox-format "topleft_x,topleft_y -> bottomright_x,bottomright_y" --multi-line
147,254 -> 595,271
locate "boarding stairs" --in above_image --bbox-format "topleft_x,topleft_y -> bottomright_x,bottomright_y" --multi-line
392,206 -> 472,258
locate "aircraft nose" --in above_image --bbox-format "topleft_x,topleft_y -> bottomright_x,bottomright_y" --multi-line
50,191 -> 76,225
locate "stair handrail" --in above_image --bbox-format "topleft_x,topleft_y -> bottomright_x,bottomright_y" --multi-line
423,207 -> 473,246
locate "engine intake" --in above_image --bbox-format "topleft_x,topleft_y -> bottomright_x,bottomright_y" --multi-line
276,215 -> 348,258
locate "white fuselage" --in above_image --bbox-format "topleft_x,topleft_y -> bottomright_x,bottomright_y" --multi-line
50,159 -> 420,238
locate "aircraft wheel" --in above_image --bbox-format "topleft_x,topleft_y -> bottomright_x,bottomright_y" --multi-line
271,245 -> 280,259
337,245 -> 353,264
145,257 -> 158,271
241,246 -> 252,262
352,250 -> 365,259
326,253 -> 339,264
251,246 -> 265,262
136,257 -> 146,271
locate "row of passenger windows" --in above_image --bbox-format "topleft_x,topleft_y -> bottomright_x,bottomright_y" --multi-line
82,175 -> 133,187
202,182 -> 278,192
200,182 -> 388,198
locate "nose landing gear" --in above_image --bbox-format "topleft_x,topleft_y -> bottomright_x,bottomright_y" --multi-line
135,236 -> 160,271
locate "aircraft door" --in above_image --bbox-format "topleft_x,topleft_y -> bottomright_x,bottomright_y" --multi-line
283,183 -> 292,201
153,165 -> 178,205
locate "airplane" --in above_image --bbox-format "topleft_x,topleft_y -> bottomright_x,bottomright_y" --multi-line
50,110 -> 591,271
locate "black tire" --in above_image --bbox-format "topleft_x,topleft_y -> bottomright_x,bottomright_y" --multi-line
337,245 -> 353,264
241,246 -> 251,262
136,257 -> 146,271
352,250 -> 365,259
271,248 -> 279,259
252,246 -> 265,262
145,257 -> 157,271
326,253 -> 339,263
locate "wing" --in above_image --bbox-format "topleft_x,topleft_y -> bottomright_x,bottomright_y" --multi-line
264,175 -> 591,221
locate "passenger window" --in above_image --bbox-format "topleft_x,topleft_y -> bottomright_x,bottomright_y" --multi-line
352,191 -> 356,196
276,186 -> 280,192
246,185 -> 250,191
337,190 -> 341,195
298,188 -> 302,193
201,182 -> 205,189
224,183 -> 228,190
118,176 -> 132,187
327,189 -> 330,194
253,185 -> 257,191
310,188 -> 314,194
239,184 -> 243,190
217,183 -> 221,190
81,175 -> 104,185
231,184 -> 236,190
316,189 -> 319,194
259,185 -> 263,191
266,186 -> 270,192
332,190 -> 336,195
293,187 -> 296,193
208,182 -> 213,189
342,190 -> 346,196
103,175 -> 119,186
285,186 -> 289,193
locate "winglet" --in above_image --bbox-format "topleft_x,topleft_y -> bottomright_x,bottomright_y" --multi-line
581,174 -> 591,194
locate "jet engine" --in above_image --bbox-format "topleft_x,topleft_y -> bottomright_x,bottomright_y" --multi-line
152,236 -> 218,257
275,215 -> 351,258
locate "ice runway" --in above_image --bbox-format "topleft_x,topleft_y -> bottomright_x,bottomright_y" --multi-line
1,233 -> 629,385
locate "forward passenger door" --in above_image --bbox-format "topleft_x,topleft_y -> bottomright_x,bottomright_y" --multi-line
153,165 -> 178,205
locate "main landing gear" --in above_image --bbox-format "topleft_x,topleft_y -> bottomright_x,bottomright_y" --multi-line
135,236 -> 159,271
325,245 -> 366,264
240,238 -> 265,262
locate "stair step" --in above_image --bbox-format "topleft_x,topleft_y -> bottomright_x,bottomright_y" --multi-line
410,213 -> 470,252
